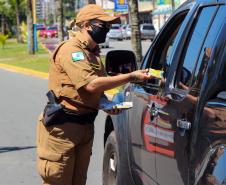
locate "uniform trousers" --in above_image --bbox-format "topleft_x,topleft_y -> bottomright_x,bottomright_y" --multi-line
36,114 -> 94,185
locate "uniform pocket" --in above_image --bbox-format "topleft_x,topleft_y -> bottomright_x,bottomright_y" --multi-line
37,147 -> 63,182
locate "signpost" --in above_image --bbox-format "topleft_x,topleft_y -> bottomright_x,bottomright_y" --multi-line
114,0 -> 128,12
32,0 -> 38,52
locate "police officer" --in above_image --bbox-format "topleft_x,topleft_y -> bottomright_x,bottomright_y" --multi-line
36,4 -> 152,185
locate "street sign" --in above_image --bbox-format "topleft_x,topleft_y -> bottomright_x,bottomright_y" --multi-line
114,0 -> 128,12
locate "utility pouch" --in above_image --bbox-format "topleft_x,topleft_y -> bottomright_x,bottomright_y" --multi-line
43,103 -> 64,126
43,90 -> 64,126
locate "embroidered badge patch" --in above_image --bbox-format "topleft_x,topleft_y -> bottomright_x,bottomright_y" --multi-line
71,52 -> 85,62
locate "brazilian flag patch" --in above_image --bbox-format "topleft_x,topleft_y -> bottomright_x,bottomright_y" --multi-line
71,52 -> 85,62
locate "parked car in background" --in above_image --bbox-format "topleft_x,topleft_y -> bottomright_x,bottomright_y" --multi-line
121,24 -> 128,39
140,23 -> 156,40
121,24 -> 131,40
36,24 -> 46,31
102,0 -> 226,185
125,25 -> 131,39
40,25 -> 58,38
99,35 -> 110,48
107,24 -> 123,41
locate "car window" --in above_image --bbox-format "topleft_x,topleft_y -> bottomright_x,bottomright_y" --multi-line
145,10 -> 189,78
175,6 -> 218,92
48,26 -> 57,30
142,25 -> 154,30
111,25 -> 120,29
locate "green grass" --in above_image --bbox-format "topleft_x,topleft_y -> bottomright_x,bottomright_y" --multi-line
0,39 -> 106,73
0,39 -> 50,72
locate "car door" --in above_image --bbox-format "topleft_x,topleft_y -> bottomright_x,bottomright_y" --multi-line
147,4 -> 226,185
125,7 -> 192,185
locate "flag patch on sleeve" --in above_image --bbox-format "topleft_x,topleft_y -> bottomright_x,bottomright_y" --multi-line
71,52 -> 85,62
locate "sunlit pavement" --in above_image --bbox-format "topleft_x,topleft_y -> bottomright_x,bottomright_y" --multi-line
40,37 -> 151,56
0,69 -> 106,185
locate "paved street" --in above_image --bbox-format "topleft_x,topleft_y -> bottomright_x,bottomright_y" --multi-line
0,69 -> 105,185
43,38 -> 151,56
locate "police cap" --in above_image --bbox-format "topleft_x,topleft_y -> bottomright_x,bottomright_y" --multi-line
75,4 -> 121,24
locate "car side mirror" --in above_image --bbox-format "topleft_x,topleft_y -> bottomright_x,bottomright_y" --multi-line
105,50 -> 137,76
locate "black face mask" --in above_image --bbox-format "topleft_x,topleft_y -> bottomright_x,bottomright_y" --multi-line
88,24 -> 110,44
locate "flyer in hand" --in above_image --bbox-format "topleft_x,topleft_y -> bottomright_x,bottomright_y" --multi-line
149,68 -> 164,79
99,94 -> 133,110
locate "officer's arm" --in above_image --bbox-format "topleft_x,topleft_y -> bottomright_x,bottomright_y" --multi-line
84,69 -> 151,93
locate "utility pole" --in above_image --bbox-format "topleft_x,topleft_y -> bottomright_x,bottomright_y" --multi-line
32,0 -> 38,51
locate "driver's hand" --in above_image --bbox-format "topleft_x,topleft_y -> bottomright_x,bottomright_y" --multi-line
130,69 -> 152,82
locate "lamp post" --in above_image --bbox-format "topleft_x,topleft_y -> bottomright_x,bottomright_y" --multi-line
32,0 -> 38,51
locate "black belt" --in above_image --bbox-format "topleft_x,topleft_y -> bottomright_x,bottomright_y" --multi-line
60,109 -> 98,125
43,105 -> 98,126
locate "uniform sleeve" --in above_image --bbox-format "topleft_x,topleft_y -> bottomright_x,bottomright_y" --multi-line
58,47 -> 98,90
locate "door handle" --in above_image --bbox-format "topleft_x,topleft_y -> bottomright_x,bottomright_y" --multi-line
147,104 -> 169,117
147,104 -> 158,117
177,119 -> 191,136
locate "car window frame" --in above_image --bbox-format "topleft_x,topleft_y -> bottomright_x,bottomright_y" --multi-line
172,5 -> 220,95
141,9 -> 192,77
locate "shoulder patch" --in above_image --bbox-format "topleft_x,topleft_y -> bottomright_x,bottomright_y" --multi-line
71,52 -> 85,62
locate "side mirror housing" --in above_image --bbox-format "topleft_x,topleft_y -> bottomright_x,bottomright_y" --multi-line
105,50 -> 137,76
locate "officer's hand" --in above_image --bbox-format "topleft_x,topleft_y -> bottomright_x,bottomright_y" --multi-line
103,107 -> 122,115
129,69 -> 152,82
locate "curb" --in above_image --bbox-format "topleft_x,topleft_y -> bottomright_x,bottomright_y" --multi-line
0,42 -> 51,79
0,63 -> 48,79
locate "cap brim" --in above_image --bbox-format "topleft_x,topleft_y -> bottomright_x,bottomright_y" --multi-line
98,15 -> 121,24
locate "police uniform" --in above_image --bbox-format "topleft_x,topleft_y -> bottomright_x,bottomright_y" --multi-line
36,5 -> 120,185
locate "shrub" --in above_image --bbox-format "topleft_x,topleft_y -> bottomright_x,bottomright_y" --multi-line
0,33 -> 9,49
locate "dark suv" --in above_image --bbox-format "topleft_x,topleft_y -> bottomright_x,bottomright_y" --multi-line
102,0 -> 226,185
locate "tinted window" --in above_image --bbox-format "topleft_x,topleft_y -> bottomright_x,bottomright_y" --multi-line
176,6 -> 218,89
143,25 -> 154,30
145,11 -> 188,78
48,26 -> 57,30
111,25 -> 120,29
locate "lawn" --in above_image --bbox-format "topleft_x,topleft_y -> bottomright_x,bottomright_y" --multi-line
0,39 -> 50,73
0,39 -> 105,73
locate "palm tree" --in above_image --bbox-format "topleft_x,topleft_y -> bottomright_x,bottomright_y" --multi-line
27,0 -> 34,54
0,0 -> 8,34
56,0 -> 64,42
15,0 -> 22,43
128,0 -> 142,63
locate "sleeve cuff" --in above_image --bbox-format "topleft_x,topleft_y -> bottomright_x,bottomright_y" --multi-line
76,75 -> 98,90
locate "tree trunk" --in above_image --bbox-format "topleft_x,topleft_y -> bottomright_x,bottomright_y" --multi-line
16,0 -> 22,43
128,0 -> 142,63
171,0 -> 175,12
88,0 -> 96,4
1,14 -> 6,34
56,0 -> 64,42
27,0 -> 34,54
